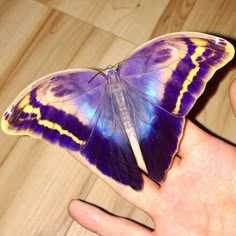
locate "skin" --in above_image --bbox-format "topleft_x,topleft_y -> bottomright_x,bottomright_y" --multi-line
68,80 -> 236,236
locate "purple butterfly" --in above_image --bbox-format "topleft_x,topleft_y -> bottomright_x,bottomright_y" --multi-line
2,32 -> 234,190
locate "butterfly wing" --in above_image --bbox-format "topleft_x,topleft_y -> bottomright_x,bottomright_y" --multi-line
1,69 -> 142,189
118,32 -> 235,182
2,69 -> 105,150
119,32 -> 234,115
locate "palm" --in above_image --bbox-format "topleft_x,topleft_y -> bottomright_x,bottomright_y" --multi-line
68,81 -> 236,235
152,121 -> 236,235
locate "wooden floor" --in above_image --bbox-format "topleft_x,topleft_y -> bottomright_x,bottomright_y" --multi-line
0,0 -> 235,235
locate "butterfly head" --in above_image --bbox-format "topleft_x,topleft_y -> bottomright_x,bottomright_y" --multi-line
106,65 -> 120,85
106,64 -> 118,74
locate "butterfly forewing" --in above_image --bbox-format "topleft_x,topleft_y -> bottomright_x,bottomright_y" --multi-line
2,70 -> 106,150
119,32 -> 234,116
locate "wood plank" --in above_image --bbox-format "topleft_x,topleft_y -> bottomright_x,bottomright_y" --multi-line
0,0 -> 51,84
36,0 -> 170,44
151,0 -> 198,35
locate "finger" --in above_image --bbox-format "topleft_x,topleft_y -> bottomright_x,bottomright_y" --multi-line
230,79 -> 236,116
69,150 -> 161,216
68,199 -> 152,236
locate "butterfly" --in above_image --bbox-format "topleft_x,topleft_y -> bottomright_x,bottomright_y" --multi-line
1,32 -> 234,190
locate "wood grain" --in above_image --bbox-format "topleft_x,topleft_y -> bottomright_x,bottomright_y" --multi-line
37,0 -> 170,44
0,0 -> 235,235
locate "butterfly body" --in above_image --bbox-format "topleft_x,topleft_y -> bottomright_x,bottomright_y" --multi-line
106,66 -> 147,170
107,67 -> 132,130
1,32 -> 235,190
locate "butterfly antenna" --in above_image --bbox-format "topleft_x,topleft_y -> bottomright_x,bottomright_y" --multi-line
88,70 -> 104,84
88,55 -> 148,84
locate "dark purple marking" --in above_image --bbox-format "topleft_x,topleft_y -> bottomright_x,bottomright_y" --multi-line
157,48 -> 172,56
184,37 -> 197,54
178,92 -> 195,115
197,67 -> 208,78
138,104 -> 184,182
209,51 -> 223,64
30,113 -> 37,119
197,59 -> 210,70
43,127 -> 60,143
219,40 -> 227,46
145,47 -> 172,64
19,112 -> 29,119
59,134 -> 80,150
153,54 -> 171,64
4,112 -> 10,120
23,119 -> 38,131
55,89 -> 74,97
187,76 -> 204,94
203,48 -> 213,57
196,55 -> 203,62
51,84 -> 64,92
161,57 -> 195,113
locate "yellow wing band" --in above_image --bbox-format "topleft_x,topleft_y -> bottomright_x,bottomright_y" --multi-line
2,94 -> 86,146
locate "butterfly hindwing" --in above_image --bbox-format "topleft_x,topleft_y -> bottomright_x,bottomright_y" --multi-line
122,81 -> 184,182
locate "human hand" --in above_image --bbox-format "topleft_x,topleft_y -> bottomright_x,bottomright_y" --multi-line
68,80 -> 236,236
